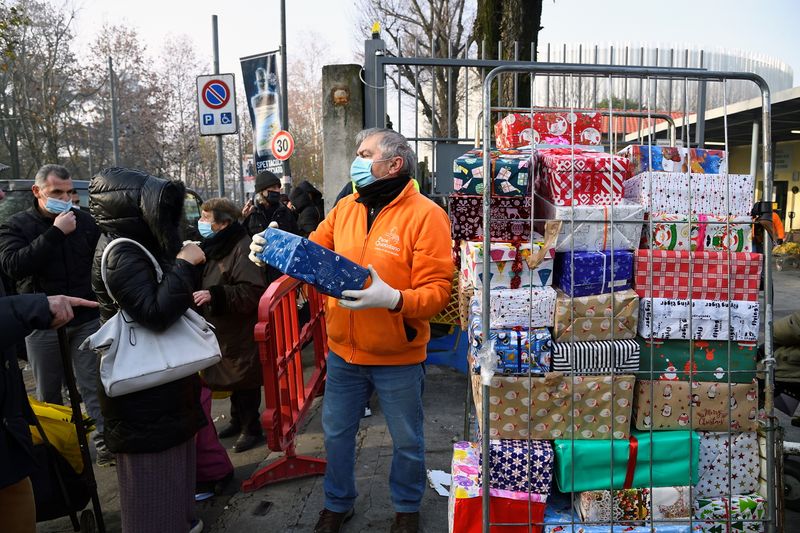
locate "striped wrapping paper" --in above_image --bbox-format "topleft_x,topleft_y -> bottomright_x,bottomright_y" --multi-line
552,338 -> 640,373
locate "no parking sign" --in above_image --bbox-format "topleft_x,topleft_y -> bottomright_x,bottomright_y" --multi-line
196,73 -> 238,136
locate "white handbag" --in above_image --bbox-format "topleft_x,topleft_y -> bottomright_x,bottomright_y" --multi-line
81,238 -> 221,397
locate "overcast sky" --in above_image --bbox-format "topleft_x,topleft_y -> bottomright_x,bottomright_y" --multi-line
71,0 -> 799,85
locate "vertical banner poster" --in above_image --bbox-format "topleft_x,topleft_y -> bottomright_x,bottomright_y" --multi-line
241,51 -> 284,177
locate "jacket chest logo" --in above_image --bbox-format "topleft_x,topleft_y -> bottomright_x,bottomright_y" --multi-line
374,226 -> 401,256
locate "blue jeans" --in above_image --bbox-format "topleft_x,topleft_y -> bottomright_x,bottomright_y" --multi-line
322,352 -> 426,513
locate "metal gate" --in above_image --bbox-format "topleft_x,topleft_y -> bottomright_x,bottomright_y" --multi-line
363,35 -> 779,533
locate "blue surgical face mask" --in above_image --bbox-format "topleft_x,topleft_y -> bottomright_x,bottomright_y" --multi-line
44,197 -> 73,215
198,221 -> 216,238
350,157 -> 376,188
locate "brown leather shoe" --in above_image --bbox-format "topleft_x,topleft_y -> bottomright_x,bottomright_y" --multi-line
313,508 -> 354,533
390,512 -> 420,533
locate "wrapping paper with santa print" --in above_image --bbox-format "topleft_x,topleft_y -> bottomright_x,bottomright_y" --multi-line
634,250 -> 763,302
645,213 -> 753,252
461,238 -> 555,290
449,194 -> 532,242
479,439 -> 555,496
633,380 -> 759,432
452,149 -> 531,196
696,432 -> 760,499
471,288 -> 557,329
554,288 -> 639,343
554,250 -> 635,298
575,487 -> 692,522
471,372 -> 635,440
619,145 -> 728,176
535,194 -> 645,252
468,311 -> 552,375
553,429 -> 700,492
636,338 -> 759,384
693,493 -> 766,533
449,442 -> 547,533
623,171 -> 754,217
536,149 -> 629,206
551,338 -> 640,374
494,111 -> 603,149
638,297 -> 760,342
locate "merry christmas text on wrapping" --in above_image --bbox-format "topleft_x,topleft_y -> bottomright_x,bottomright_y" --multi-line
472,372 -> 635,440
535,194 -> 645,252
257,227 -> 369,298
634,250 -> 763,302
636,338 -> 759,384
623,171 -> 754,217
554,288 -> 639,343
536,148 -> 630,206
638,298 -> 760,342
633,380 -> 759,432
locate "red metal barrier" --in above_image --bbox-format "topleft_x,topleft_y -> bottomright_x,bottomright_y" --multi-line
241,275 -> 328,492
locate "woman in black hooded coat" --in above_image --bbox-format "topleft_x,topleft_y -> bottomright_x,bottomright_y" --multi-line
288,180 -> 324,237
89,168 -> 207,533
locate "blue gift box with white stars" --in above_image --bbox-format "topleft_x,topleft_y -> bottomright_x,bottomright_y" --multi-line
554,250 -> 634,297
479,439 -> 554,496
257,227 -> 370,299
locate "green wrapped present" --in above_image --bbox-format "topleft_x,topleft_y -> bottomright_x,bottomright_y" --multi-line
636,337 -> 758,384
693,493 -> 766,532
553,430 -> 699,492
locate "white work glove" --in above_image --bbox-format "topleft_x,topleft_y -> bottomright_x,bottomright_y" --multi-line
338,265 -> 401,311
248,221 -> 279,266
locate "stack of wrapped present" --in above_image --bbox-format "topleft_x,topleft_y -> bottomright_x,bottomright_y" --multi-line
448,122 -> 765,532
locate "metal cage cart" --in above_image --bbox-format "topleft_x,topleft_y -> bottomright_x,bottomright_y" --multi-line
462,63 -> 778,533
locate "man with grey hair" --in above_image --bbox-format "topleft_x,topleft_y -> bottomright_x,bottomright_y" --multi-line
0,164 -> 111,466
250,128 -> 452,533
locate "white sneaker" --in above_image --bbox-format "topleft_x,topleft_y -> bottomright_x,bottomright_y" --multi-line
190,519 -> 204,533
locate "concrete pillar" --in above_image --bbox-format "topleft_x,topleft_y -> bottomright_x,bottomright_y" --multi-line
322,64 -> 364,213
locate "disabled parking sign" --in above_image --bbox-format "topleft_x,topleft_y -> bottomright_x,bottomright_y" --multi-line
196,73 -> 238,136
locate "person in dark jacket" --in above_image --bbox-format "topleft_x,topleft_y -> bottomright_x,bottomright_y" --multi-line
89,168 -> 207,533
0,288 -> 98,533
242,170 -> 299,237
289,180 -> 325,237
194,198 -> 267,454
0,164 -> 110,466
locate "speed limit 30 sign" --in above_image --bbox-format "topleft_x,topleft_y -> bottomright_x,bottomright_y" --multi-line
271,130 -> 295,161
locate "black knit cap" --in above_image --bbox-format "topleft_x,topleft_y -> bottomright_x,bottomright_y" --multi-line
254,171 -> 281,193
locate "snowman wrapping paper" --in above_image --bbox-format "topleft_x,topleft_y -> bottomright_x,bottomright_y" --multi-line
494,111 -> 603,149
553,288 -> 639,343
633,380 -> 759,432
471,372 -> 635,440
695,432 -> 760,499
256,227 -> 369,298
636,338 -> 758,384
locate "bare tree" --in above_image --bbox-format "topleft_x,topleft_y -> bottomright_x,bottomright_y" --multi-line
357,0 -> 475,139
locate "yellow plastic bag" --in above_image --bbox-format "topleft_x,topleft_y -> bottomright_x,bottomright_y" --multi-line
28,397 -> 94,474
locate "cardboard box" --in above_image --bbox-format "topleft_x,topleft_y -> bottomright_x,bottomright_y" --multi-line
472,372 -> 635,440
535,194 -> 644,252
554,250 -> 635,297
257,228 -> 369,298
638,298 -> 760,342
646,213 -> 753,252
633,380 -> 759,432
623,171 -> 754,217
553,429 -> 700,492
636,338 -> 759,383
634,250 -> 763,302
553,288 -> 639,343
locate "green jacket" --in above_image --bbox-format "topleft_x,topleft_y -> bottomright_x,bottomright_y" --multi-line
775,311 -> 800,382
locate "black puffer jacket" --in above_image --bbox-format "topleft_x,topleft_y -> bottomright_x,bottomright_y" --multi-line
289,180 -> 324,237
89,168 -> 206,454
0,200 -> 100,326
0,287 -> 49,489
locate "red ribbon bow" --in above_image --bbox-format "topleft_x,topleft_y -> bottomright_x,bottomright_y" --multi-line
623,435 -> 639,489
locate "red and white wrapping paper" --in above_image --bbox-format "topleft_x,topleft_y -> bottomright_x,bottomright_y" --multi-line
634,250 -> 763,302
494,112 -> 603,149
536,148 -> 629,206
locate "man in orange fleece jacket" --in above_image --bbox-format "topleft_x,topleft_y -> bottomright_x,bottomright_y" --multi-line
249,128 -> 452,533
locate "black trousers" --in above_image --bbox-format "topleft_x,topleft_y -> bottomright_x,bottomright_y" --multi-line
230,388 -> 262,436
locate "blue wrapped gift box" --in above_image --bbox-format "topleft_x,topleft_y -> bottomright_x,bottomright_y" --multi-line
256,227 -> 370,298
479,439 -> 554,496
554,250 -> 634,297
468,311 -> 552,375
